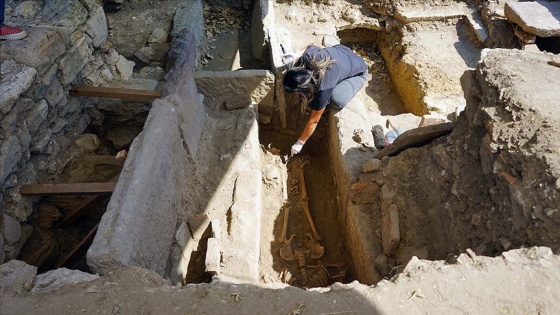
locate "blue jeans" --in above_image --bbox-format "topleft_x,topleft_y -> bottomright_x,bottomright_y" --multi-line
0,0 -> 5,26
330,73 -> 368,110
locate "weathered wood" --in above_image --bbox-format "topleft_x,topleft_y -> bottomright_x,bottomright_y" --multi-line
56,195 -> 109,228
55,223 -> 99,269
55,175 -> 120,227
69,85 -> 161,101
20,182 -> 116,196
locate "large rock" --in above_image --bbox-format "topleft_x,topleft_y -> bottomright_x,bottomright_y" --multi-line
505,1 -> 560,37
83,5 -> 108,48
0,60 -> 37,115
59,35 -> 92,85
194,70 -> 275,115
170,0 -> 203,43
0,260 -> 37,295
31,268 -> 98,293
87,99 -> 188,276
0,214 -> 22,245
0,28 -> 67,75
40,0 -> 88,32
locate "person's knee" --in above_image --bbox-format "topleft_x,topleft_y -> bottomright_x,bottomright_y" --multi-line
331,77 -> 365,109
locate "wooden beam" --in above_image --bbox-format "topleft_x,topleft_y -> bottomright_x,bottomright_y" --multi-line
20,182 -> 116,196
56,175 -> 120,227
55,223 -> 99,269
69,85 -> 161,101
56,195 -> 109,228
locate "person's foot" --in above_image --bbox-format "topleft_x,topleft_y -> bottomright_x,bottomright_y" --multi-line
0,25 -> 28,40
372,125 -> 386,149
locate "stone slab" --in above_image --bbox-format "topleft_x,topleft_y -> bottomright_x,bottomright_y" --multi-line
194,70 -> 275,114
219,170 -> 262,283
505,1 -> 560,37
205,237 -> 221,275
251,0 -> 273,62
31,268 -> 98,293
164,30 -> 205,158
83,5 -> 108,48
87,99 -> 188,276
393,3 -> 470,23
376,122 -> 454,159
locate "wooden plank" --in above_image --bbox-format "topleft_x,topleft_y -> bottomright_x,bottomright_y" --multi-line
55,223 -> 99,269
69,85 -> 161,101
20,182 -> 116,196
56,195 -> 109,228
55,175 -> 120,227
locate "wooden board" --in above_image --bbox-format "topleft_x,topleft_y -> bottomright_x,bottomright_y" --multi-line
69,85 -> 161,101
55,223 -> 99,269
55,175 -> 120,227
20,182 -> 116,196
55,195 -> 109,228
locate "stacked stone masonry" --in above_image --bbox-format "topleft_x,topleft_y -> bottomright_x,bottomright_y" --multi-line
0,1 -> 137,263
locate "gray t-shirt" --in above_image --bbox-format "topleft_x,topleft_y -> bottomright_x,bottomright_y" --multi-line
302,44 -> 368,110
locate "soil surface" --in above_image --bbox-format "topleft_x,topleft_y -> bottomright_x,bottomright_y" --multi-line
3,247 -> 560,314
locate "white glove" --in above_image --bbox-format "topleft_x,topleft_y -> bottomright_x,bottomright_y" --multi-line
291,140 -> 305,156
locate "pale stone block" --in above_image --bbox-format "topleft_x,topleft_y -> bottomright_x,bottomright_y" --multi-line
115,55 -> 135,80
205,237 -> 221,275
382,204 -> 400,255
60,36 -> 91,85
83,5 -> 108,48
0,61 -> 37,114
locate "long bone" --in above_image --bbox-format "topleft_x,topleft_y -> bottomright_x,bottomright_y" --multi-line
279,204 -> 295,261
299,167 -> 324,259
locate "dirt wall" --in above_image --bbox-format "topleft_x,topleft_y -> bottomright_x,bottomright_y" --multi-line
375,48 -> 560,268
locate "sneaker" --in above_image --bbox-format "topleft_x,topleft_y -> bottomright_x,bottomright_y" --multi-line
372,125 -> 386,149
0,25 -> 28,40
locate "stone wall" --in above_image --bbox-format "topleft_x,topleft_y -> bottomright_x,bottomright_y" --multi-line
0,0 -> 136,264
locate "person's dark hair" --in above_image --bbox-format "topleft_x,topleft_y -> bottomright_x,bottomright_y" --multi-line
283,53 -> 335,101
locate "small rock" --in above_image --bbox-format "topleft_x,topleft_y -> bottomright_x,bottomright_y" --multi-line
362,159 -> 381,173
148,28 -> 167,43
112,305 -> 121,314
86,285 -> 101,293
74,134 -> 100,151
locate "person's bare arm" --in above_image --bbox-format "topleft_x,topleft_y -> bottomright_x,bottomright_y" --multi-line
298,108 -> 325,143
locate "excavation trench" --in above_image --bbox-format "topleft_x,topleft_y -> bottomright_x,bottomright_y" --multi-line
14,0 -> 531,289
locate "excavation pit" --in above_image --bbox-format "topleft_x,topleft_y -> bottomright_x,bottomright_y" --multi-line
3,2 -> 560,308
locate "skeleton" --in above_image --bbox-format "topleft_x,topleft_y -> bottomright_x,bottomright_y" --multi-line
279,156 -> 333,287
307,262 -> 347,288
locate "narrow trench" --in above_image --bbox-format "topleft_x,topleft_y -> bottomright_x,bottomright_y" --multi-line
259,127 -> 355,288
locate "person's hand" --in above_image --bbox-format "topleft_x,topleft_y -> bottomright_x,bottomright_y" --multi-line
291,140 -> 305,156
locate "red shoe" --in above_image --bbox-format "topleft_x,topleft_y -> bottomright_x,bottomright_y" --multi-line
0,25 -> 27,40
